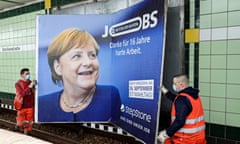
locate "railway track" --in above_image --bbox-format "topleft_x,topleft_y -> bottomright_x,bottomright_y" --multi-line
0,118 -> 82,144
0,108 -> 143,144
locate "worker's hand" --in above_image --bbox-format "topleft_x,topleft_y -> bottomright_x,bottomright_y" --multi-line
157,130 -> 169,143
32,80 -> 37,86
161,85 -> 168,94
29,80 -> 37,88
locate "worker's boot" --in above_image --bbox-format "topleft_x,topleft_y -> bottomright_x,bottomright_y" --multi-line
23,129 -> 28,135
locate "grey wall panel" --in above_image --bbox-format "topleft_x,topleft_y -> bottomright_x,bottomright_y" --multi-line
53,0 -> 143,14
159,3 -> 185,131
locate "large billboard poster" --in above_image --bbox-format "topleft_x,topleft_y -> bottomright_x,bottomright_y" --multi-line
36,0 -> 165,143
112,1 -> 165,144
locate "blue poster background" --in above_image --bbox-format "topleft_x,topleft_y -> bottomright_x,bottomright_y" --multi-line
37,0 -> 165,143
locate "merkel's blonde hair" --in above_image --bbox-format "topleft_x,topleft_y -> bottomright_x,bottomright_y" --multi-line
48,28 -> 99,84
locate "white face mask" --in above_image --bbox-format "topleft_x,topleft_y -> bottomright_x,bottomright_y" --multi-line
172,84 -> 178,92
25,74 -> 30,80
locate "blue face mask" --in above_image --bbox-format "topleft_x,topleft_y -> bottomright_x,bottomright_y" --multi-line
172,84 -> 177,92
25,74 -> 30,80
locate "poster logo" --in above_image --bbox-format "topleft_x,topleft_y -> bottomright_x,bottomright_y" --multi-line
102,10 -> 158,38
120,104 -> 125,112
121,104 -> 152,123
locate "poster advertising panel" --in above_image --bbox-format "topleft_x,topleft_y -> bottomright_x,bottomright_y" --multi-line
36,0 -> 165,143
111,1 -> 165,144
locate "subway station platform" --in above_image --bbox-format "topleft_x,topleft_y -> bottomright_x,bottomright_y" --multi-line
0,129 -> 52,144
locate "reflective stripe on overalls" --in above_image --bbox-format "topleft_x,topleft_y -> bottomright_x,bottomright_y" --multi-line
171,93 -> 206,142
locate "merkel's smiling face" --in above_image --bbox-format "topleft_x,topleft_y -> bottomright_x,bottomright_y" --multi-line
54,41 -> 99,90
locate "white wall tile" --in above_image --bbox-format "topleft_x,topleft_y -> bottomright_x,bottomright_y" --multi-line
200,26 -> 240,41
200,29 -> 211,41
211,27 -> 227,40
228,26 -> 240,39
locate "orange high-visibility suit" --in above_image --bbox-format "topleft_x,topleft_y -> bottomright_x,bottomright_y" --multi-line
165,92 -> 206,144
15,79 -> 34,132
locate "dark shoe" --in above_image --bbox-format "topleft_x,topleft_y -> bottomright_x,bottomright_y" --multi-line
14,126 -> 19,132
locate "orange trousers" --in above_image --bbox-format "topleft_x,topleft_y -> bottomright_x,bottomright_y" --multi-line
164,137 -> 206,144
16,107 -> 34,131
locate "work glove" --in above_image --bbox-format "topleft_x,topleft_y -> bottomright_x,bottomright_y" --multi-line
32,80 -> 38,86
29,80 -> 37,88
161,85 -> 168,94
157,130 -> 169,144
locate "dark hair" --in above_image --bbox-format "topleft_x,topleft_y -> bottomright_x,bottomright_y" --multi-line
173,73 -> 189,79
20,68 -> 29,75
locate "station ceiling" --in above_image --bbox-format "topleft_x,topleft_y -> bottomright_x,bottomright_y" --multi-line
0,0 -> 43,12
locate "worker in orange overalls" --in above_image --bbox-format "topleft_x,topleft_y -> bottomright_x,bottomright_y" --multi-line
158,74 -> 206,144
15,68 -> 36,134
